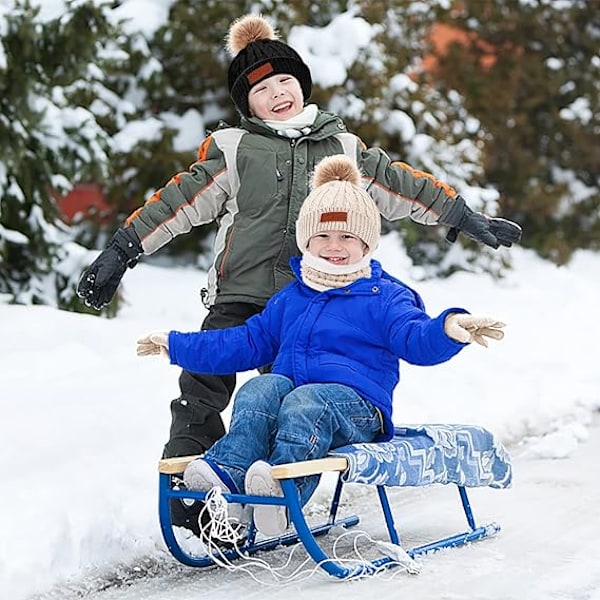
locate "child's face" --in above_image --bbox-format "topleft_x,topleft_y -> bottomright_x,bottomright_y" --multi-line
248,74 -> 304,121
307,230 -> 368,265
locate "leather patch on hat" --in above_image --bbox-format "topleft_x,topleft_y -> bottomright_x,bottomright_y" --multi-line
320,211 -> 347,222
247,62 -> 274,85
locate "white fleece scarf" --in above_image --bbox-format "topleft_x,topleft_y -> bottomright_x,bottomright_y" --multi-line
300,251 -> 372,292
262,104 -> 319,138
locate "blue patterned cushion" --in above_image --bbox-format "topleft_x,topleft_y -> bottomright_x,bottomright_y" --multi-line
329,424 -> 512,489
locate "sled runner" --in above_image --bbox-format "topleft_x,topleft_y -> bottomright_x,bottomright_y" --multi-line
158,424 -> 512,580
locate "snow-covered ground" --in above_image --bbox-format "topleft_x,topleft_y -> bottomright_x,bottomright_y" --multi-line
2,235 -> 599,599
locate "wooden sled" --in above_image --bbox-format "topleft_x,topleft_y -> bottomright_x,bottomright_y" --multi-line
158,424 -> 512,580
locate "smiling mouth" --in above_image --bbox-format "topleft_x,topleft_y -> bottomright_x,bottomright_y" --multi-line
322,256 -> 348,264
272,101 -> 293,113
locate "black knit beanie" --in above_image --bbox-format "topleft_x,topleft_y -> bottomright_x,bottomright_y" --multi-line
226,14 -> 312,117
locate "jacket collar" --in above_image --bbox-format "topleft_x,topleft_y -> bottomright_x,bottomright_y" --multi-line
240,110 -> 346,140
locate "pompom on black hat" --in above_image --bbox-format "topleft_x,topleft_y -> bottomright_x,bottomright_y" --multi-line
226,14 -> 312,117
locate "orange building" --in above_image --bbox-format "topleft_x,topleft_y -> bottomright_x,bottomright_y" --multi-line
422,22 -> 498,74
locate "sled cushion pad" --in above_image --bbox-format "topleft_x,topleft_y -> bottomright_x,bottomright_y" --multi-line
329,424 -> 512,489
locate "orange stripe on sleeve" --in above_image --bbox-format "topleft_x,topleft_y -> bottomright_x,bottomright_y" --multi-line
125,190 -> 162,226
394,161 -> 458,197
125,208 -> 142,227
124,166 -> 227,228
126,137 -> 214,226
197,136 -> 213,162
124,172 -> 185,225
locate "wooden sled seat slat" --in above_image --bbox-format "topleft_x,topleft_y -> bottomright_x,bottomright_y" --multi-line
271,456 -> 348,479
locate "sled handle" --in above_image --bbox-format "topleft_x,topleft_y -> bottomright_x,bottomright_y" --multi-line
158,455 -> 200,474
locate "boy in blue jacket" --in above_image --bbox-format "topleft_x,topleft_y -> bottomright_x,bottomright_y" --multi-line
137,155 -> 505,541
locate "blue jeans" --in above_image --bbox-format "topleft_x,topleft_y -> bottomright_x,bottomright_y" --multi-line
203,373 -> 381,506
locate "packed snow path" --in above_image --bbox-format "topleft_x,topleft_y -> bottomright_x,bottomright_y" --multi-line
35,418 -> 600,600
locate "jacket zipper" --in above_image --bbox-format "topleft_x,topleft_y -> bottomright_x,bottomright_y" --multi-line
218,227 -> 235,278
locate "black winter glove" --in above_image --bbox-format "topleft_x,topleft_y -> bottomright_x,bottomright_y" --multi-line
77,227 -> 143,310
442,195 -> 522,249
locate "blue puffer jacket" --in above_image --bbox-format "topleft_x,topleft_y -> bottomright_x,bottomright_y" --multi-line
168,258 -> 468,441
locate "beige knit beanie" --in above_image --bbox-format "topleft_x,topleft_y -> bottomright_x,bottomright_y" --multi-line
296,155 -> 381,252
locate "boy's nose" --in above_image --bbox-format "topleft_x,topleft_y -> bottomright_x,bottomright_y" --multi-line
325,241 -> 342,251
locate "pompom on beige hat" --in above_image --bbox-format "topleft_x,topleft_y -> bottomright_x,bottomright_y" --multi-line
296,155 -> 381,253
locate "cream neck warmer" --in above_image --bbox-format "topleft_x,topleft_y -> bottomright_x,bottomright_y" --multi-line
300,252 -> 372,292
262,104 -> 319,138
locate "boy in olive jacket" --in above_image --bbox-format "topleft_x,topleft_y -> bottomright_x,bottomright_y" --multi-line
78,15 -> 521,534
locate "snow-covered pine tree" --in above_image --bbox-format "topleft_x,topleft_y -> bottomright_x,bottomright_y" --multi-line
427,0 -> 600,265
0,0 -> 125,312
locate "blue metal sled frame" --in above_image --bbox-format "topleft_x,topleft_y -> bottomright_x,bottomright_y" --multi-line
158,461 -> 501,580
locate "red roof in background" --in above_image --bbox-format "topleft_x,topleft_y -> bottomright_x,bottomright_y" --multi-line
57,183 -> 112,224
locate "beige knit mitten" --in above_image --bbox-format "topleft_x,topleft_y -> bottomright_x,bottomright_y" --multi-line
444,314 -> 506,347
136,332 -> 169,358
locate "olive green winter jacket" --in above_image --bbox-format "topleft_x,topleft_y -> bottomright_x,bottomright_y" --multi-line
126,110 -> 460,307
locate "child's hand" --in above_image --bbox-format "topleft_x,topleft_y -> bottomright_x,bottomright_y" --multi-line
137,332 -> 169,358
443,197 -> 522,249
444,314 -> 505,347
